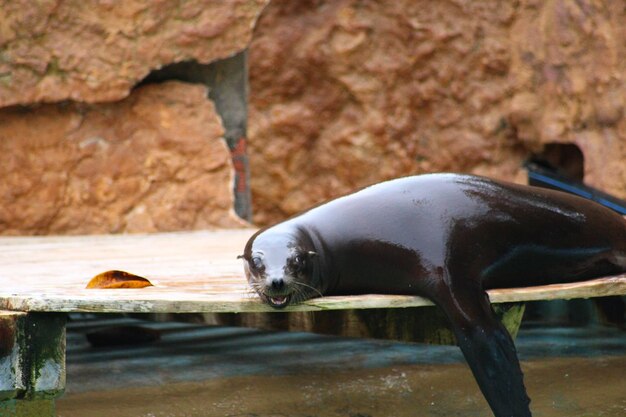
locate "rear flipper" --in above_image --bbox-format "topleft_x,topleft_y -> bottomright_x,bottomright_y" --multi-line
437,285 -> 532,417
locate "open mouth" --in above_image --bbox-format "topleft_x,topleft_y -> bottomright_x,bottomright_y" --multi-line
266,294 -> 291,309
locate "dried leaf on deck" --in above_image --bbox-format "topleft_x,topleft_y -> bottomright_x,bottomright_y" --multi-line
86,270 -> 154,289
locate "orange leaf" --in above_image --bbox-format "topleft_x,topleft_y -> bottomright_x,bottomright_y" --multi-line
86,270 -> 153,289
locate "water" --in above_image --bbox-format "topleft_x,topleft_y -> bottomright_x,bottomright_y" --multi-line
57,316 -> 626,417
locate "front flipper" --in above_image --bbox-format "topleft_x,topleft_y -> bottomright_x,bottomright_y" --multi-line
437,285 -> 531,417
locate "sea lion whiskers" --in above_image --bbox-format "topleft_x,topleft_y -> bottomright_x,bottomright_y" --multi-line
291,280 -> 324,299
244,280 -> 264,300
289,284 -> 307,305
287,282 -> 316,306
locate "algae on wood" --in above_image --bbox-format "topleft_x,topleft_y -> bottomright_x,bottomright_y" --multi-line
0,311 -> 65,417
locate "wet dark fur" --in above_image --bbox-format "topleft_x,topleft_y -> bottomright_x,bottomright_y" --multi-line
241,174 -> 626,417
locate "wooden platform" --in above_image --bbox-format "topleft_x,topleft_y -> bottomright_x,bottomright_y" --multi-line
1,229 -> 625,314
1,229 -> 625,417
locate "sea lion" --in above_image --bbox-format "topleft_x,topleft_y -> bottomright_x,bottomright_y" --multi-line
240,173 -> 626,417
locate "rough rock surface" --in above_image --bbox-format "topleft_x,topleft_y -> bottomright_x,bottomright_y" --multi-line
508,1 -> 626,196
0,0 -> 269,106
248,0 -> 626,225
0,81 -> 245,235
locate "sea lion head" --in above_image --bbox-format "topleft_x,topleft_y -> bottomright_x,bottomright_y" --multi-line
240,226 -> 320,309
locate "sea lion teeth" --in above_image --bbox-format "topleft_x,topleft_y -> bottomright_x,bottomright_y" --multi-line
268,295 -> 290,308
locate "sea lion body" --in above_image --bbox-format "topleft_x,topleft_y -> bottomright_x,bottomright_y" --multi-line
242,174 -> 626,417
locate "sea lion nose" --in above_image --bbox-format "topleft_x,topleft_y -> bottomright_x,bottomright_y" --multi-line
270,278 -> 285,291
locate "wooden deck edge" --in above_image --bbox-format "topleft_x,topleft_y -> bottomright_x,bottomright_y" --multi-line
487,276 -> 626,303
0,276 -> 624,314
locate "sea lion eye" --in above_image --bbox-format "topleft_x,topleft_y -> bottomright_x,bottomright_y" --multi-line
250,256 -> 264,271
291,254 -> 306,272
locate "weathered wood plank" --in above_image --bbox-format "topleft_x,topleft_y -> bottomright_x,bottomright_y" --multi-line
0,230 -> 624,314
210,303 -> 527,345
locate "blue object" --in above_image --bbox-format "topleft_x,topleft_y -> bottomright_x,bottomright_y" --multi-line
525,162 -> 626,215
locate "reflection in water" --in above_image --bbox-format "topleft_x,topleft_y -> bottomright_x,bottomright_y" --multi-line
57,356 -> 626,417
57,317 -> 626,417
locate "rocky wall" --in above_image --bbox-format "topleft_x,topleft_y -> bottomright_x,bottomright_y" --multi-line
0,0 -> 270,235
0,0 -> 268,106
1,0 -> 624,234
0,81 -> 246,235
248,0 -> 626,225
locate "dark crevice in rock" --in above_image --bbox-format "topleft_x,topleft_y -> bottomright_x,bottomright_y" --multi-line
136,51 -> 252,221
529,143 -> 585,182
